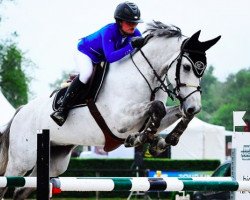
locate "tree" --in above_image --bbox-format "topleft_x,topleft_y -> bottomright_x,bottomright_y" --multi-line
210,68 -> 250,130
197,66 -> 222,121
0,39 -> 31,108
0,1 -> 32,108
49,70 -> 72,90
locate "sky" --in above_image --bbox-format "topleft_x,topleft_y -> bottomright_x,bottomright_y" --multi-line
1,0 -> 250,98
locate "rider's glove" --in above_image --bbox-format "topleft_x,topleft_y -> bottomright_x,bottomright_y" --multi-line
131,37 -> 145,49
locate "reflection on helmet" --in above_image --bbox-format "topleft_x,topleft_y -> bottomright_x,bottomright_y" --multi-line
114,1 -> 143,23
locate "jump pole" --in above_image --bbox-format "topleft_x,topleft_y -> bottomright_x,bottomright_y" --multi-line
1,177 -> 250,192
37,129 -> 50,200
21,116 -> 249,199
49,177 -> 250,192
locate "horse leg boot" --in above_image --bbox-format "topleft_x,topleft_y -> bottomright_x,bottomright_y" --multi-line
124,101 -> 166,147
165,115 -> 194,146
50,75 -> 87,126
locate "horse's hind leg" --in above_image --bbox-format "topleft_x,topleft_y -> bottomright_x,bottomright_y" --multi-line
0,188 -> 8,200
13,168 -> 36,200
125,100 -> 166,147
0,145 -> 36,200
13,145 -> 75,200
0,164 -> 33,200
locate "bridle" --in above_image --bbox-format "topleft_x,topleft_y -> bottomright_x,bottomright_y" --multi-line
130,38 -> 205,106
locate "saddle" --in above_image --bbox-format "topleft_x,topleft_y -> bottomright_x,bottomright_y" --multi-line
51,62 -> 125,152
52,62 -> 109,111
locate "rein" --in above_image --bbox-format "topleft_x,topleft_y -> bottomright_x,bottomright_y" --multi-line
130,39 -> 204,105
130,50 -> 174,101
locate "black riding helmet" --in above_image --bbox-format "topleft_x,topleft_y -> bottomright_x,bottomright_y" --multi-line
114,1 -> 143,23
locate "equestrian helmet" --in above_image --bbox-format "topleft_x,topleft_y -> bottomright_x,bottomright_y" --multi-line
114,2 -> 143,23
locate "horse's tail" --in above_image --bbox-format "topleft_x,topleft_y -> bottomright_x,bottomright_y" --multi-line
0,106 -> 23,175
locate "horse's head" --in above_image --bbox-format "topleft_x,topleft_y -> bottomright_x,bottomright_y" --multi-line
166,30 -> 221,117
133,21 -> 220,118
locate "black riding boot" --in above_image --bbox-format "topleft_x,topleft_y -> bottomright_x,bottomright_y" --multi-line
50,76 -> 87,126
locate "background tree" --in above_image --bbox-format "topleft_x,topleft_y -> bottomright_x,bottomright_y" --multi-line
0,38 -> 31,107
49,70 -> 72,90
0,0 -> 33,108
166,65 -> 250,131
210,68 -> 250,130
198,66 -> 223,121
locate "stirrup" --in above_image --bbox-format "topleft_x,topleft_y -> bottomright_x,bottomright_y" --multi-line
50,110 -> 68,126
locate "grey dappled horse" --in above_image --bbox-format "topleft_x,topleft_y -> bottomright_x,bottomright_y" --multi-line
0,21 -> 220,199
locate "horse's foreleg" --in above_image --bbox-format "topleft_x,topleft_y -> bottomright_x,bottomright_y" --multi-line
124,100 -> 166,147
147,105 -> 181,155
164,115 -> 193,145
149,113 -> 194,156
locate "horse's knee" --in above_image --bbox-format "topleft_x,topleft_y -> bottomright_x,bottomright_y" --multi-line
149,101 -> 166,119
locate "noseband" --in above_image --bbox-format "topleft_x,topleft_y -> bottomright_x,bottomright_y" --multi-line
130,39 -> 205,105
167,52 -> 203,105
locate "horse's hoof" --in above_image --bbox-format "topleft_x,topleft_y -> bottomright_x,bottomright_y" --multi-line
148,145 -> 166,156
165,133 -> 179,146
124,135 -> 133,147
149,147 -> 159,157
124,134 -> 139,147
148,137 -> 169,156
124,133 -> 145,147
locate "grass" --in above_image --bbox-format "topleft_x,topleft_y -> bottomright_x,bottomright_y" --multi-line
4,197 -> 129,200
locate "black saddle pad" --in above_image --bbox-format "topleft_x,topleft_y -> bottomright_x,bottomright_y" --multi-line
52,62 -> 109,111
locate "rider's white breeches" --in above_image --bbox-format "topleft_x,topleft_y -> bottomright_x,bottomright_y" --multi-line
74,51 -> 93,84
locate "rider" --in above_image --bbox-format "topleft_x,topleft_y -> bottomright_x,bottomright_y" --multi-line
50,1 -> 145,126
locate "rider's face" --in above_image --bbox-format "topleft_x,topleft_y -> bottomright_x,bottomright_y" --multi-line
120,21 -> 138,35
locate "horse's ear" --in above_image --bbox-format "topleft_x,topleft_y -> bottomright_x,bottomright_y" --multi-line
189,30 -> 201,42
201,35 -> 221,51
183,30 -> 201,49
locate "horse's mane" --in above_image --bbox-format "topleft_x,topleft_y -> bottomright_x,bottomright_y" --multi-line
144,20 -> 182,39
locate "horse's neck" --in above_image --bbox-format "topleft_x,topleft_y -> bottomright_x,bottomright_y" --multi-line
100,37 -> 182,102
134,37 -> 182,76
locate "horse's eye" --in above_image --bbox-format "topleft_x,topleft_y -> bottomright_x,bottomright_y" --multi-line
183,65 -> 191,71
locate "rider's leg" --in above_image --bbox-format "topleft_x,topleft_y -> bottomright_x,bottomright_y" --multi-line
50,53 -> 93,126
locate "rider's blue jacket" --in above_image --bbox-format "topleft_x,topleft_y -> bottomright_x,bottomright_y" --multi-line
77,23 -> 141,63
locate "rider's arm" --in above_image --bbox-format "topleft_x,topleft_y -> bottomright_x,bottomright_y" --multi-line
102,28 -> 141,63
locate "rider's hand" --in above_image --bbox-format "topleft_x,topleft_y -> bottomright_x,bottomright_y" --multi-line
131,37 -> 145,49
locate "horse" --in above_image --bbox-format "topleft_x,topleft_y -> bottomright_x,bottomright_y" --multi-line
0,21 -> 220,199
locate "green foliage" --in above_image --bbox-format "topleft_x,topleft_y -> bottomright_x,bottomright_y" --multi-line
64,158 -> 220,176
210,68 -> 250,130
165,65 -> 250,131
1,0 -> 32,107
0,39 -> 31,108
198,66 -> 222,121
198,66 -> 250,130
49,70 -> 71,90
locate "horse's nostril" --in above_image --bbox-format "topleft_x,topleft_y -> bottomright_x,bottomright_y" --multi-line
187,107 -> 195,115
